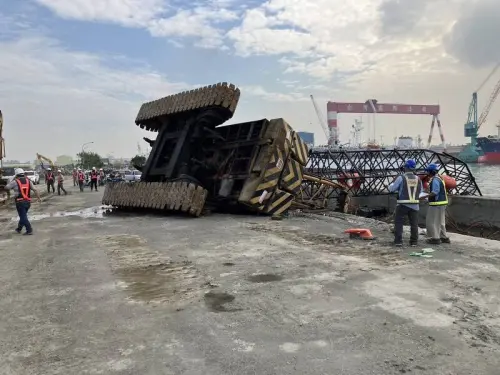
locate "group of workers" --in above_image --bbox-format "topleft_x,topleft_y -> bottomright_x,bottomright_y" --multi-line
71,167 -> 105,192
389,159 -> 450,247
44,168 -> 67,195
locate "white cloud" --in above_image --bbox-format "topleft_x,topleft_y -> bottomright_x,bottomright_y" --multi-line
226,0 -> 471,83
148,7 -> 238,48
34,0 -> 165,26
34,0 -> 239,48
241,85 -> 307,102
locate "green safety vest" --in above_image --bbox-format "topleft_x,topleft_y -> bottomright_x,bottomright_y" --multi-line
428,176 -> 449,206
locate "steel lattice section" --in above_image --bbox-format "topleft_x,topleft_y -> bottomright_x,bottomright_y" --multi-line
305,149 -> 482,198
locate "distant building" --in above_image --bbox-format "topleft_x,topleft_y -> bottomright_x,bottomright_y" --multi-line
297,132 -> 315,148
56,155 -> 74,166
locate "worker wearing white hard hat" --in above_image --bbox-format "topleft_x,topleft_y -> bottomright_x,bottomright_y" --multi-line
77,168 -> 85,192
99,168 -> 105,186
45,167 -> 55,194
56,169 -> 67,196
4,168 -> 41,235
90,166 -> 99,192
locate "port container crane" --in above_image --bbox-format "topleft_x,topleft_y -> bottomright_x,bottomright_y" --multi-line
460,63 -> 500,163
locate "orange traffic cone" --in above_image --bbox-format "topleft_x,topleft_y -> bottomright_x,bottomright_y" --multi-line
344,228 -> 375,240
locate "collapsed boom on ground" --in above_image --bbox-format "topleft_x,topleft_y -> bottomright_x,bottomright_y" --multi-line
300,149 -> 481,207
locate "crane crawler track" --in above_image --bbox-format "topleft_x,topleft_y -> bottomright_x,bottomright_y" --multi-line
103,181 -> 207,217
135,82 -> 240,131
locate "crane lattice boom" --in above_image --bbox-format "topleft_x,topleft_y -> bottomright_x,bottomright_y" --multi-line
310,95 -> 329,140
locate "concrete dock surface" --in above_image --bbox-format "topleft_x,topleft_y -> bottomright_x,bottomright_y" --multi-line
0,185 -> 499,374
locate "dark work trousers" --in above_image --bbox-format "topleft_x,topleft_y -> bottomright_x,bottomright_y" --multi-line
79,180 -> 84,192
47,180 -> 55,193
90,179 -> 98,191
394,205 -> 419,245
57,182 -> 67,195
16,201 -> 32,233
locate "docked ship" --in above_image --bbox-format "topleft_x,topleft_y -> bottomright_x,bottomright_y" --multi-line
394,135 -> 465,157
477,123 -> 500,163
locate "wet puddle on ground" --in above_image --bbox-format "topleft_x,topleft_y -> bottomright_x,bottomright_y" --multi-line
204,291 -> 242,312
116,263 -> 192,302
10,206 -> 111,222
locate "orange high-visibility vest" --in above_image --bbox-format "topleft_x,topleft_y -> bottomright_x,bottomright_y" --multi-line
15,178 -> 31,202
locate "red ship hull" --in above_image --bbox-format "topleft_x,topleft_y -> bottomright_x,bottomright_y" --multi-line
477,136 -> 500,164
478,152 -> 500,163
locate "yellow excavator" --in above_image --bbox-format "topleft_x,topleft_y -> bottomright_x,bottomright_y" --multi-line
36,153 -> 56,170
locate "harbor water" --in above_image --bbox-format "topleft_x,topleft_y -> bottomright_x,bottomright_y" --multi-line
468,164 -> 500,196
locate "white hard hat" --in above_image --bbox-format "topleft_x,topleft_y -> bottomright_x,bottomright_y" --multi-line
15,168 -> 24,175
92,167 -> 96,170
58,169 -> 61,173
47,167 -> 51,171
100,168 -> 103,170
77,168 -> 81,171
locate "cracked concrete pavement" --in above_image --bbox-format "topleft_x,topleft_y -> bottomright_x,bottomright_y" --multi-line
0,185 -> 499,374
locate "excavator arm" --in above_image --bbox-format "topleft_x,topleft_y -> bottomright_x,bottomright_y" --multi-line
0,110 -> 7,196
36,153 -> 55,169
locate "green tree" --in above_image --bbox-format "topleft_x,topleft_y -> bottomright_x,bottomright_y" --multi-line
131,154 -> 147,168
77,151 -> 104,170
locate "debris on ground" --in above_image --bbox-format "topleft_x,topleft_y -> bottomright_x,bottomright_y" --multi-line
409,248 -> 435,258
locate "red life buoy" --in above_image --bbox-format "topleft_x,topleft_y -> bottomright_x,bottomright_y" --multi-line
349,173 -> 362,190
418,174 -> 430,190
441,175 -> 457,190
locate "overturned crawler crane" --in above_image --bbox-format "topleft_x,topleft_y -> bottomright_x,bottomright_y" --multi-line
103,83 -> 322,216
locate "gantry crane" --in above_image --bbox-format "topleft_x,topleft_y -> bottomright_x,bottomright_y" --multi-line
460,63 -> 500,163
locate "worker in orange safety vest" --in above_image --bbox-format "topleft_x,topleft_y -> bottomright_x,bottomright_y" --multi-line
45,168 -> 55,193
4,168 -> 41,235
90,167 -> 99,192
77,168 -> 85,192
99,168 -> 105,186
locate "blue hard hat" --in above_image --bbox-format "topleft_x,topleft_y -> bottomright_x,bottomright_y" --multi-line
425,163 -> 439,172
404,159 -> 416,169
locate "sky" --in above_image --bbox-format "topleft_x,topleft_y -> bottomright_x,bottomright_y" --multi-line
1,0 -> 500,161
